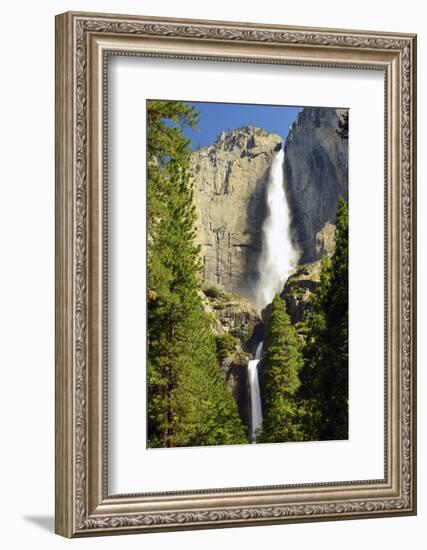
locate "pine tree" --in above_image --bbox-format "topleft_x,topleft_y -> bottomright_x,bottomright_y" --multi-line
147,100 -> 247,447
258,294 -> 304,443
299,197 -> 348,441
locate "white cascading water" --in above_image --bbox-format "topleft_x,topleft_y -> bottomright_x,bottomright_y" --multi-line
254,145 -> 297,312
248,145 -> 297,443
248,342 -> 264,442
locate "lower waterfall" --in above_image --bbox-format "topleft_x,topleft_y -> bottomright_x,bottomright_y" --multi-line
248,144 -> 297,443
248,342 -> 264,442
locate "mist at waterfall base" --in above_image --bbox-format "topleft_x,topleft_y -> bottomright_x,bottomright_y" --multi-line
248,145 -> 298,443
254,145 -> 297,313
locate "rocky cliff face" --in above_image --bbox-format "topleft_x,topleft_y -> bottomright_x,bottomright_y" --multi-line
201,288 -> 261,436
201,287 -> 261,351
281,261 -> 322,325
190,126 -> 282,298
220,354 -> 251,433
191,109 -> 348,433
190,109 -> 348,297
284,108 -> 348,263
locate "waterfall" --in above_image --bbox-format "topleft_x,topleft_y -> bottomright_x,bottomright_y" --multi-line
248,342 -> 263,443
254,145 -> 297,312
247,146 -> 296,443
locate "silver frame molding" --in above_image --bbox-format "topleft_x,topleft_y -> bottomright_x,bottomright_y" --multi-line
55,11 -> 417,538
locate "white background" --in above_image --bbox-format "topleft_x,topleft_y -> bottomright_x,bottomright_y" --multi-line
0,0 -> 424,548
109,58 -> 384,493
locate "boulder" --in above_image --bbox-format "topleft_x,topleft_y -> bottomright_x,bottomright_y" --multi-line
202,287 -> 262,351
281,261 -> 322,324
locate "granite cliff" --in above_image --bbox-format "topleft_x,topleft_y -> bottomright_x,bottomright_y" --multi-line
190,126 -> 282,300
190,108 -> 348,432
201,288 -> 262,436
190,108 -> 348,297
285,107 -> 348,263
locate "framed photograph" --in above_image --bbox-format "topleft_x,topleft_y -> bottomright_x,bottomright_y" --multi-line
55,11 -> 417,537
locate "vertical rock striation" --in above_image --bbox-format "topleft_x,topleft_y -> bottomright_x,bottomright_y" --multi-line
190,126 -> 283,299
190,109 -> 348,297
190,108 -> 348,429
284,107 -> 348,263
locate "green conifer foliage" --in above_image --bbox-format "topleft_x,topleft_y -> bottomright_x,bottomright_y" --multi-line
146,100 -> 247,447
299,198 -> 349,441
258,294 -> 304,443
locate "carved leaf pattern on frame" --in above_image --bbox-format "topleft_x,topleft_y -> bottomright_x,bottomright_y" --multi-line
71,17 -> 414,531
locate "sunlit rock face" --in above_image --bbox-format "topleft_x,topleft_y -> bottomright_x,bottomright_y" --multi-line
190,126 -> 282,300
190,108 -> 348,301
190,109 -> 348,427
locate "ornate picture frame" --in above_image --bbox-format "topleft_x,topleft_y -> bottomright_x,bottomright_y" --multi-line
55,11 -> 417,537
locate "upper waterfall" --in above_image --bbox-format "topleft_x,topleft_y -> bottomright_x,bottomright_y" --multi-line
254,145 -> 297,312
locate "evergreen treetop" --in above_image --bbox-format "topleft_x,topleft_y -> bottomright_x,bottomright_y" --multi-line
299,197 -> 349,441
258,294 -> 304,443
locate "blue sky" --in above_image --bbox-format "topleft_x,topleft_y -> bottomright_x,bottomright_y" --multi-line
182,101 -> 302,150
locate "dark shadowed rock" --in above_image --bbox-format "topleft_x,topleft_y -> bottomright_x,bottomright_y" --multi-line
193,109 -> 348,433
284,107 -> 348,263
191,109 -> 348,301
220,352 -> 251,435
202,288 -> 263,435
